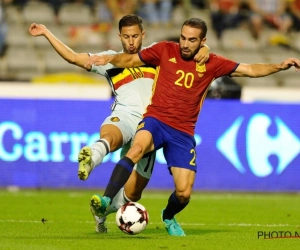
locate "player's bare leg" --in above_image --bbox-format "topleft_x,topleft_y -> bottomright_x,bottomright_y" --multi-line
124,169 -> 150,202
161,167 -> 195,236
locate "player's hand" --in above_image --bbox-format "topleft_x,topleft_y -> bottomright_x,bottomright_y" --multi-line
28,23 -> 47,37
194,44 -> 210,65
281,58 -> 300,71
84,55 -> 112,68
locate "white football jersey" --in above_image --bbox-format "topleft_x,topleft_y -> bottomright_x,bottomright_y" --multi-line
90,49 -> 156,119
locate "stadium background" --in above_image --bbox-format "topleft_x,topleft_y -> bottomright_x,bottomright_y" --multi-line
0,0 -> 300,193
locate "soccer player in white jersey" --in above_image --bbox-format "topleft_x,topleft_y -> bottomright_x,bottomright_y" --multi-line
28,14 -> 210,233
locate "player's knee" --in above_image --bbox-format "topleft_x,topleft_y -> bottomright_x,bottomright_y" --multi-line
100,134 -> 119,151
127,144 -> 144,159
176,190 -> 191,204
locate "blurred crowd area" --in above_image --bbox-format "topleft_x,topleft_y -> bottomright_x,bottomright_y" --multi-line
0,0 -> 299,88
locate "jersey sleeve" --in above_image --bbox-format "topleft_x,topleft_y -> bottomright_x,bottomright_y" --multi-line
90,50 -> 118,75
211,53 -> 239,78
138,41 -> 166,66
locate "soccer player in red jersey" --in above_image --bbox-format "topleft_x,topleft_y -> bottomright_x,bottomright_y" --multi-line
85,18 -> 300,236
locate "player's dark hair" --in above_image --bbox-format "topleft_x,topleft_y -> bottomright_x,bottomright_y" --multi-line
119,14 -> 144,32
182,18 -> 207,39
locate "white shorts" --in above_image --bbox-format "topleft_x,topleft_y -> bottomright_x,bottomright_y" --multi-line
101,110 -> 155,179
101,110 -> 140,146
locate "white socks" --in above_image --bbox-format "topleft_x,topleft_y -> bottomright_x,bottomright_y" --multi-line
91,139 -> 110,167
105,188 -> 131,216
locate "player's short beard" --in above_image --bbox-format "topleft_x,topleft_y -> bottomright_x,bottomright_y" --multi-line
135,43 -> 142,53
123,42 -> 142,54
180,44 -> 201,61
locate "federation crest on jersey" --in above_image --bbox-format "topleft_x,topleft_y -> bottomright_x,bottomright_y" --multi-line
111,117 -> 120,122
196,63 -> 206,73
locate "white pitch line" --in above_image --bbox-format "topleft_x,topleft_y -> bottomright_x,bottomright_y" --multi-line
0,220 -> 298,228
0,220 -> 42,223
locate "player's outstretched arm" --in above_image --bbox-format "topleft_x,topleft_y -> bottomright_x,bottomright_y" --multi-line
28,23 -> 90,70
232,58 -> 300,77
85,53 -> 144,68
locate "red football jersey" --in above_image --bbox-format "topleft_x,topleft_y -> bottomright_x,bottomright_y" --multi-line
138,41 -> 239,136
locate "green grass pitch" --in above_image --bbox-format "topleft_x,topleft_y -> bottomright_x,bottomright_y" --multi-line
0,189 -> 299,250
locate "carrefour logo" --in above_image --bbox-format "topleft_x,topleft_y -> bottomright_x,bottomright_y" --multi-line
216,113 -> 300,177
0,121 -> 195,164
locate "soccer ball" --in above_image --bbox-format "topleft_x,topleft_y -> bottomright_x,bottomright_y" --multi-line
115,202 -> 149,235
